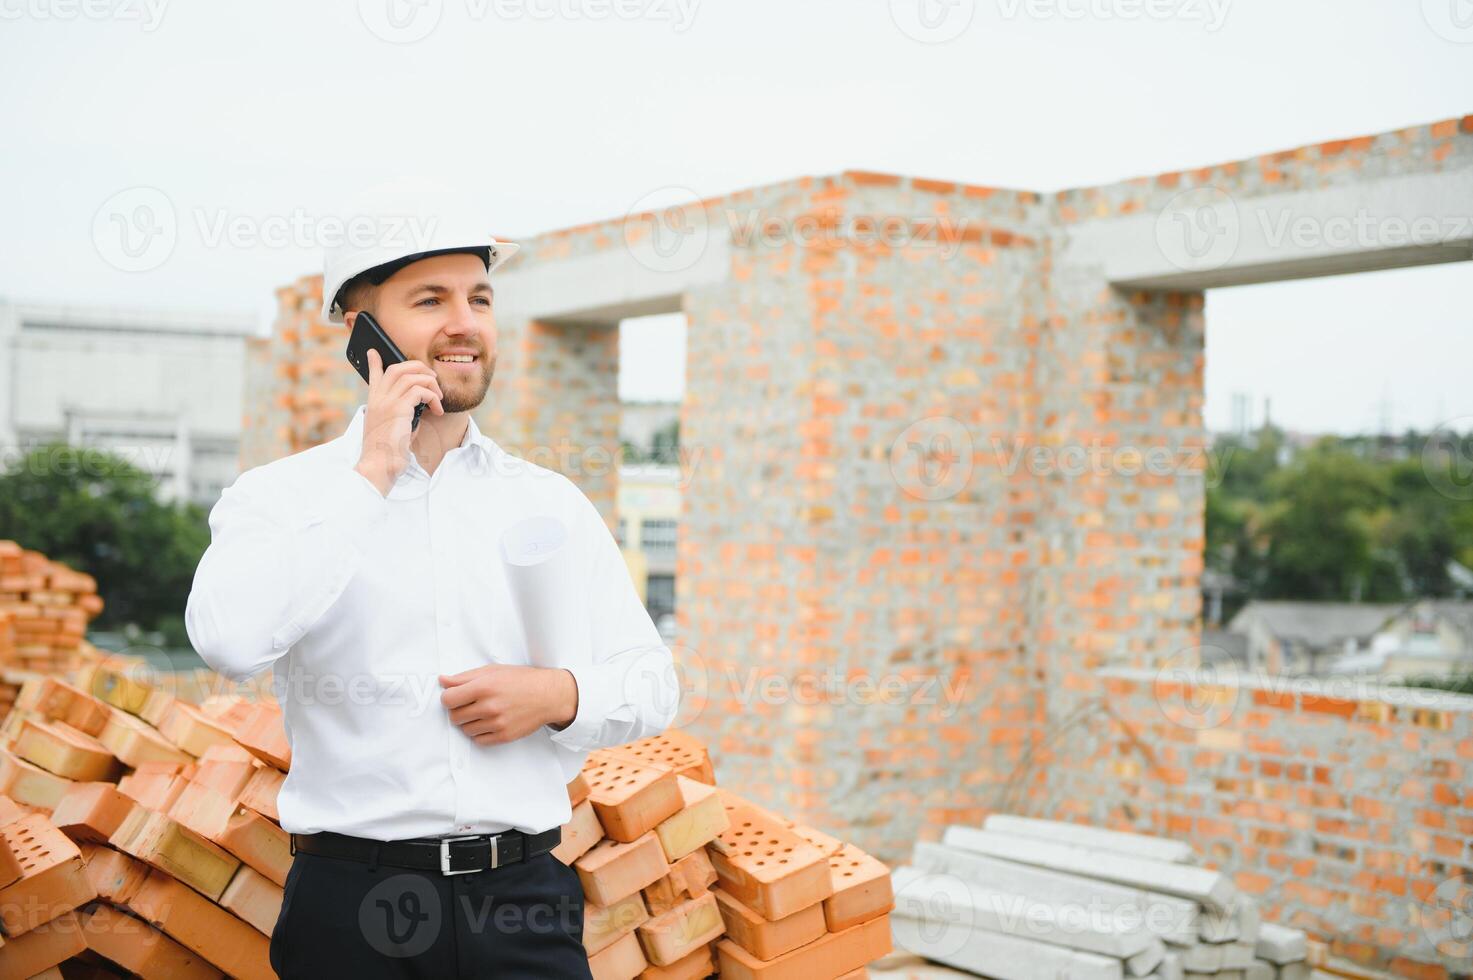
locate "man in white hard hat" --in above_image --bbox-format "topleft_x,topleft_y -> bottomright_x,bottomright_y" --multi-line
185,226 -> 680,978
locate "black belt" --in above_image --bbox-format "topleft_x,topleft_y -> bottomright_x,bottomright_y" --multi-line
290,827 -> 562,876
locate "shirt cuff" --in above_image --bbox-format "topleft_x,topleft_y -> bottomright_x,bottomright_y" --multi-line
546,664 -> 608,754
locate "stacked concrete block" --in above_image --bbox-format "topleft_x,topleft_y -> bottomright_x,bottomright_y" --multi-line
0,540 -> 104,673
893,816 -> 1312,980
0,664 -> 287,978
557,729 -> 895,979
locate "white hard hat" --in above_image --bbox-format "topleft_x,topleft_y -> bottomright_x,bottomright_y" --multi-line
321,224 -> 520,324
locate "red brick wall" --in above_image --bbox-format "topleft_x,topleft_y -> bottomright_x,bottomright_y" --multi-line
1023,668 -> 1473,978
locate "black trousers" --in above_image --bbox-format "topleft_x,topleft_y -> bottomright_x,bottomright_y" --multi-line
269,847 -> 594,979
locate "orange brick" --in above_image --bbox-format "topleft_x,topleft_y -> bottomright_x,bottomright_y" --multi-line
213,803 -> 290,886
823,845 -> 893,932
79,843 -> 150,904
0,814 -> 96,936
168,780 -> 238,839
637,891 -> 724,967
603,731 -> 716,784
569,771 -> 591,806
160,701 -> 238,758
583,756 -> 683,843
585,890 -> 650,956
590,928 -> 648,980
576,832 -> 670,907
15,677 -> 110,736
125,869 -> 273,980
81,901 -> 224,979
553,799 -> 605,866
219,864 -> 284,935
708,793 -> 832,920
639,941 -> 714,979
50,781 -> 138,844
0,747 -> 74,810
117,764 -> 190,812
98,707 -> 192,768
237,765 -> 283,821
192,755 -> 258,800
713,886 -> 826,961
791,823 -> 844,857
715,913 -> 891,980
233,703 -> 290,771
0,908 -> 87,976
109,807 -> 240,901
655,776 -> 729,862
644,847 -> 717,916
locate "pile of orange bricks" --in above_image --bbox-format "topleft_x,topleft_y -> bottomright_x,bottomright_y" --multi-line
0,541 -> 104,674
0,658 -> 289,978
557,732 -> 895,980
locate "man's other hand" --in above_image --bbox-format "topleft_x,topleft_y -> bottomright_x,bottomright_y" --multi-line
438,664 -> 579,745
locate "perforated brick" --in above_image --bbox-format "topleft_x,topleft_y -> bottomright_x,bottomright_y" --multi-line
552,799 -> 604,866
109,807 -> 240,901
823,844 -> 893,932
637,890 -> 724,967
50,782 -> 138,844
708,792 -> 832,920
81,901 -> 224,978
715,913 -> 891,980
0,813 -> 96,936
713,886 -> 827,961
575,831 -> 670,907
582,755 -> 682,843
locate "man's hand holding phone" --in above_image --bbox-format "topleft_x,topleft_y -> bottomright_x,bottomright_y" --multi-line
354,347 -> 446,496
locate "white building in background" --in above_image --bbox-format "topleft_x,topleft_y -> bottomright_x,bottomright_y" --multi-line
0,300 -> 256,508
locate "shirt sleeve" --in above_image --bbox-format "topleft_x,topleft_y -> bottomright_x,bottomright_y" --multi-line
547,488 -> 680,753
185,464 -> 391,682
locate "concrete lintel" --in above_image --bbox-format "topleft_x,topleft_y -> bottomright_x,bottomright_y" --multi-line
497,234 -> 730,325
1061,169 -> 1473,291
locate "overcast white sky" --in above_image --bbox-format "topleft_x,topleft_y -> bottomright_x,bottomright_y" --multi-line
2,0 -> 1468,434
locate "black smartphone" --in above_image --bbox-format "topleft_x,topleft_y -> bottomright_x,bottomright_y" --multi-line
345,311 -> 425,431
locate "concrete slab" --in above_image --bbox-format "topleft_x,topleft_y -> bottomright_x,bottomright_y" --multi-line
983,816 -> 1195,865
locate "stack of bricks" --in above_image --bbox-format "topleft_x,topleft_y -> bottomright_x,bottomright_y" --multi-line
0,661 -> 289,978
893,815 -> 1314,980
0,540 -> 104,674
555,731 -> 895,979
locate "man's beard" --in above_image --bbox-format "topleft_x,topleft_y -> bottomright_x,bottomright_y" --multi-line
436,353 -> 496,413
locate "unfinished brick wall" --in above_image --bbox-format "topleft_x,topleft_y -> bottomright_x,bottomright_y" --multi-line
1027,669 -> 1473,977
243,114 -> 1473,976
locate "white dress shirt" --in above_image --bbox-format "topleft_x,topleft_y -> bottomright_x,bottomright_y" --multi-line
185,404 -> 679,840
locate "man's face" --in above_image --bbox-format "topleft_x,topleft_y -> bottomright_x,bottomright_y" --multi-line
363,251 -> 498,413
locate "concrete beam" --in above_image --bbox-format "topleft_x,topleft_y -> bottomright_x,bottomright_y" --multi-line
942,828 -> 1238,912
497,234 -> 730,326
984,815 -> 1195,864
1061,169 -> 1473,291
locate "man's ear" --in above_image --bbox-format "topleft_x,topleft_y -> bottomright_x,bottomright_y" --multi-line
344,310 -> 358,331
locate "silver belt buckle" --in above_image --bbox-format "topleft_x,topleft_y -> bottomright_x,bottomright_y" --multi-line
439,834 -> 495,876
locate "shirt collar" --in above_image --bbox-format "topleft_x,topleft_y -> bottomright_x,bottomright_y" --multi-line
339,404 -> 502,465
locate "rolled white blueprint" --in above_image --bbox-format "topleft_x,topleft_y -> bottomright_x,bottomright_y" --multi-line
499,514 -> 590,673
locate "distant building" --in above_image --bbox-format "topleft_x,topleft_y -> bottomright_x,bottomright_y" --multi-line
0,300 -> 256,508
617,463 -> 680,635
1346,599 -> 1473,678
1226,601 -> 1400,675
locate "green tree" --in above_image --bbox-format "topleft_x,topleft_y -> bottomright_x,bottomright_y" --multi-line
0,443 -> 210,631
